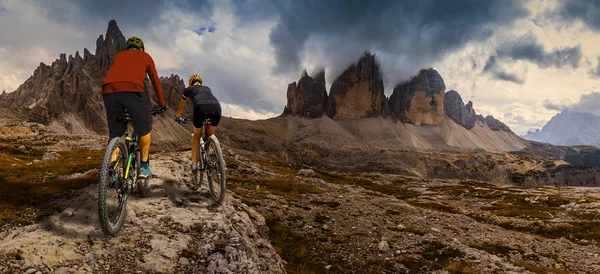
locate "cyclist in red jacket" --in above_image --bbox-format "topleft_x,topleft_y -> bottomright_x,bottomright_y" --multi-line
102,36 -> 167,178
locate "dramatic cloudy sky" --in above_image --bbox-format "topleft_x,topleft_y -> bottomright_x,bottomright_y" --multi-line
1,0 -> 600,135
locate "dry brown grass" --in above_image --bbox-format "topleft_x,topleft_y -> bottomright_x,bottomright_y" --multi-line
445,259 -> 479,274
0,145 -> 103,225
264,213 -> 327,273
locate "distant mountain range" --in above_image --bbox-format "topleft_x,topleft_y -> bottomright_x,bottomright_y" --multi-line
523,110 -> 600,147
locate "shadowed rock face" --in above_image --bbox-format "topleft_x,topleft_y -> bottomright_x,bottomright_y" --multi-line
443,90 -> 513,132
326,52 -> 385,120
283,69 -> 328,118
0,20 -> 186,138
389,68 -> 446,125
483,115 -> 512,132
95,20 -> 126,75
444,90 -> 476,129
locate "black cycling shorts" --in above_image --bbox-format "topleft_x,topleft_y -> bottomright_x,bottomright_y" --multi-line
103,92 -> 152,139
193,103 -> 222,128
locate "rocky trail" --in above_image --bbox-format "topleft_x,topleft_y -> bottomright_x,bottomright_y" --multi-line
0,151 -> 286,274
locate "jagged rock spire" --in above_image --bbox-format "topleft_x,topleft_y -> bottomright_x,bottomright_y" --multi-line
95,19 -> 126,73
326,52 -> 385,120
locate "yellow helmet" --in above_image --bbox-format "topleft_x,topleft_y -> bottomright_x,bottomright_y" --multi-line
125,37 -> 145,51
189,74 -> 203,86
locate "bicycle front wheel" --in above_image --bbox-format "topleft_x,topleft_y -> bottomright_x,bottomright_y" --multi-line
98,137 -> 128,235
205,135 -> 226,205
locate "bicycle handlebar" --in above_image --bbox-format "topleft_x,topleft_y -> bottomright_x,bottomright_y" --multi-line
177,118 -> 192,124
150,105 -> 168,116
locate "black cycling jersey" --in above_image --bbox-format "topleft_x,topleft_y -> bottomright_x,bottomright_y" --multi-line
182,85 -> 219,106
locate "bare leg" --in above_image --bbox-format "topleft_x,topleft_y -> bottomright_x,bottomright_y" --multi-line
110,147 -> 121,163
139,133 -> 151,162
192,128 -> 202,167
207,125 -> 216,137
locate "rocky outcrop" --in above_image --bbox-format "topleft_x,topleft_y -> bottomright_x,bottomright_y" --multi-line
443,90 -> 512,132
482,115 -> 512,132
389,68 -> 446,125
95,20 -> 126,74
0,151 -> 287,274
326,52 -> 385,120
444,90 -> 476,129
510,164 -> 600,187
146,74 -> 186,112
283,69 -> 328,118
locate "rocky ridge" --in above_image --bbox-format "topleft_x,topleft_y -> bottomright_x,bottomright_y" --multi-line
284,53 -> 513,133
444,90 -> 513,132
283,70 -> 328,118
0,20 -> 190,146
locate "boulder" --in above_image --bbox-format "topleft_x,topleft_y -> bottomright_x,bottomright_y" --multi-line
42,152 -> 62,161
298,169 -> 316,177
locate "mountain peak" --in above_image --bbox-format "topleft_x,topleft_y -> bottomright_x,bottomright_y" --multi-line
525,110 -> 600,146
389,67 -> 446,125
326,51 -> 385,119
284,67 -> 328,118
444,90 -> 476,129
108,19 -> 118,30
95,20 -> 126,73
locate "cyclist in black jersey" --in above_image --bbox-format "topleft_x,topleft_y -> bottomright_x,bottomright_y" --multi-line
175,74 -> 222,173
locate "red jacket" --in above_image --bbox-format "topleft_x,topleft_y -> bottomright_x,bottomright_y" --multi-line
102,49 -> 166,107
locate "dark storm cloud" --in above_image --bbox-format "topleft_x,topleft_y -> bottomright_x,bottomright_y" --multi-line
495,34 -> 582,69
36,0 -> 161,26
544,92 -> 600,116
543,99 -> 570,111
269,0 -> 530,82
37,0 -> 277,31
556,0 -> 600,31
482,56 -> 524,84
230,0 -> 288,23
565,92 -> 600,115
482,34 -> 582,84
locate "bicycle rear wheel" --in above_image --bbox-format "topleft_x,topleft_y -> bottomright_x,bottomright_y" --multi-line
98,137 -> 128,235
205,135 -> 226,205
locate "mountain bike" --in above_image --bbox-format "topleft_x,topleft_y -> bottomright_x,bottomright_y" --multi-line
98,106 -> 164,236
179,117 -> 227,205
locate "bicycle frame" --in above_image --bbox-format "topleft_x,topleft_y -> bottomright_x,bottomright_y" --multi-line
199,119 -> 212,169
115,113 -> 140,181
